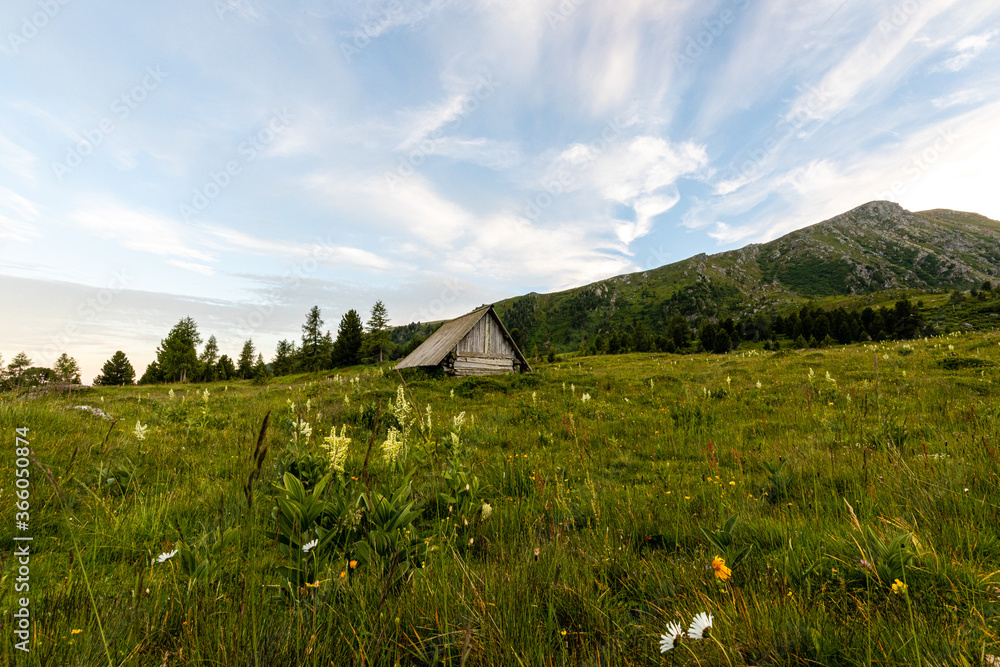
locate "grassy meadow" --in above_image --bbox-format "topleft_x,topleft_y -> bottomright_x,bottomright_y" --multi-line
2,331 -> 1000,666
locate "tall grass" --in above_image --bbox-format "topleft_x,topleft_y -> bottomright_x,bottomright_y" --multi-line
1,331 -> 998,665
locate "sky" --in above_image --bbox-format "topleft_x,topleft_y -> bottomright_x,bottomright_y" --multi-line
2,0 -> 1000,383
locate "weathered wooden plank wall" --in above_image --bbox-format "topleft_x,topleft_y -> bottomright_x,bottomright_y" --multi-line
456,313 -> 515,357
453,355 -> 515,376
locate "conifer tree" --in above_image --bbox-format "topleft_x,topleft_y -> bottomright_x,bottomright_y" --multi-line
237,340 -> 256,379
155,317 -> 201,382
300,306 -> 327,372
365,300 -> 390,362
332,309 -> 364,367
7,352 -> 32,386
52,353 -> 82,384
217,355 -> 236,380
200,335 -> 220,381
272,339 -> 297,376
94,351 -> 136,386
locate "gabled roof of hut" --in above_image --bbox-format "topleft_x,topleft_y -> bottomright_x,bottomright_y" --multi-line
395,304 -> 531,371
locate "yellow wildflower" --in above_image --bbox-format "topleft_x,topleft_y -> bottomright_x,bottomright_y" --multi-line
711,556 -> 732,581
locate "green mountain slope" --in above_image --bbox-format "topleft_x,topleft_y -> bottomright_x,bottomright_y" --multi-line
491,201 -> 1000,350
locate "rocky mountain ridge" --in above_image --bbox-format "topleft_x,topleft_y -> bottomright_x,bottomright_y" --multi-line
491,201 -> 1000,348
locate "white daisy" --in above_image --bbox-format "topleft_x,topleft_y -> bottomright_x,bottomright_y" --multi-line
659,621 -> 685,652
302,539 -> 318,553
156,549 -> 178,563
688,611 -> 713,640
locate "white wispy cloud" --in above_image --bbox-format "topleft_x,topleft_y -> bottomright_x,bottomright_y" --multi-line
0,187 -> 39,221
690,95 -> 1000,248
932,88 -> 990,108
0,187 -> 41,242
566,0 -> 690,114
396,94 -> 471,151
442,211 -> 634,289
431,137 -> 522,170
544,135 -> 707,244
345,0 -> 454,40
212,0 -> 261,22
306,168 -> 635,290
202,225 -> 400,271
167,260 -> 216,276
932,29 -> 998,72
72,200 -> 215,263
0,134 -> 38,181
783,0 -> 962,126
0,214 -> 38,243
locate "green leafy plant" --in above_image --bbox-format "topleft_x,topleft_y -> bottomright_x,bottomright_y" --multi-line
355,477 -> 423,581
176,525 -> 239,590
700,514 -> 753,568
272,472 -> 345,593
859,528 -> 919,586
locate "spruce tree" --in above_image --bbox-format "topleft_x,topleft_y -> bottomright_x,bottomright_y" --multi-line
139,361 -> 164,385
365,301 -> 390,362
332,309 -> 364,367
300,306 -> 326,372
237,340 -> 256,379
666,314 -> 691,351
272,339 -> 297,376
155,317 -> 201,382
252,353 -> 271,385
217,355 -> 236,380
94,351 -> 136,386
199,335 -> 220,381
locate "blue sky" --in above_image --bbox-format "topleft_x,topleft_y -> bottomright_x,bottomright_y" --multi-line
2,0 -> 1000,382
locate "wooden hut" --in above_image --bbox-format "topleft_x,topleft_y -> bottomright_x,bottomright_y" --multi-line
395,305 -> 531,376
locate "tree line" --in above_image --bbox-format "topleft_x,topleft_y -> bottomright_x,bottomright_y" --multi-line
573,292 -> 988,357
117,301 -> 394,386
126,301 -> 396,385
4,283 -> 994,389
0,352 -> 82,391
1,299 -> 429,390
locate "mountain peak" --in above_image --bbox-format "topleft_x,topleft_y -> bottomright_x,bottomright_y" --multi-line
490,202 -> 1000,348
